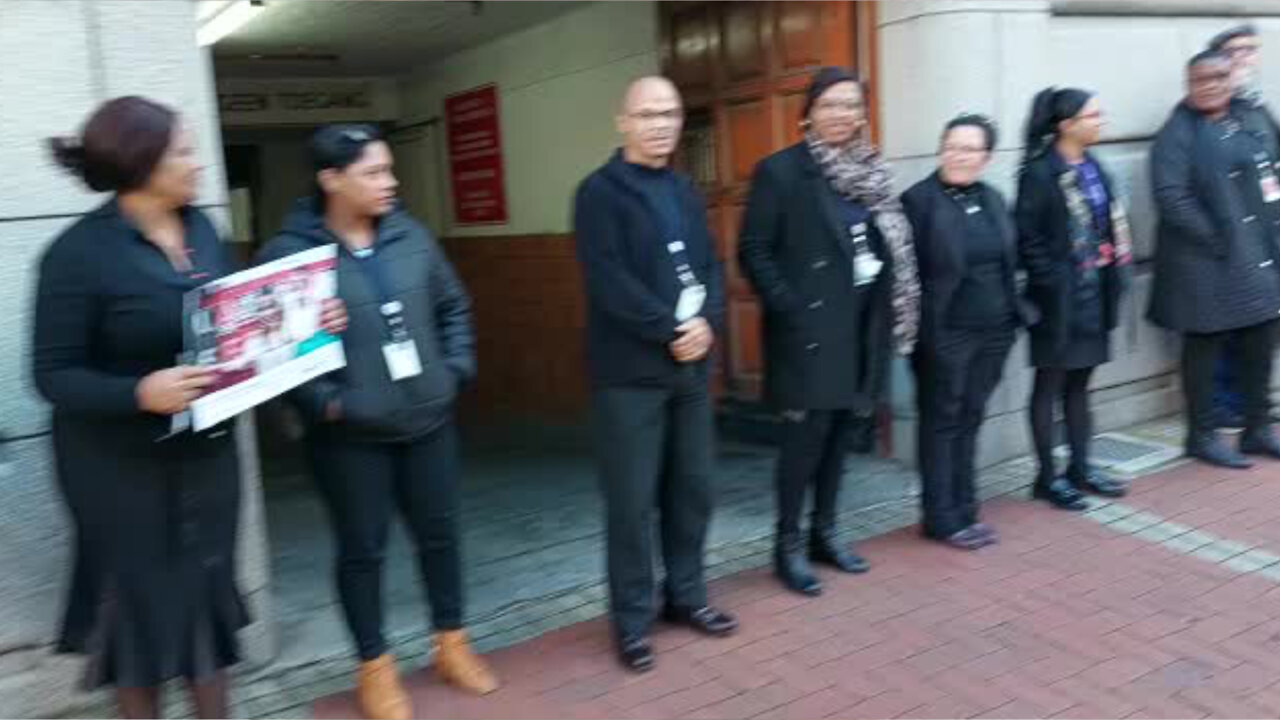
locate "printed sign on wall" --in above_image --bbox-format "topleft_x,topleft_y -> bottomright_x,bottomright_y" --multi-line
444,84 -> 509,226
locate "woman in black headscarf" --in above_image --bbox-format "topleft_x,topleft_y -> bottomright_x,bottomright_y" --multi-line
1017,88 -> 1133,510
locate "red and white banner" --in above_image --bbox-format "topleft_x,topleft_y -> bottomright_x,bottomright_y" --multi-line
444,83 -> 509,226
182,245 -> 346,432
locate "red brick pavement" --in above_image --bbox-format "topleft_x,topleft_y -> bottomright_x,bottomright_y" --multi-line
313,460 -> 1280,719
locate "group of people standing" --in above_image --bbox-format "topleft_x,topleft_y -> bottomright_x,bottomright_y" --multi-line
29,21 -> 1280,720
576,21 -> 1280,676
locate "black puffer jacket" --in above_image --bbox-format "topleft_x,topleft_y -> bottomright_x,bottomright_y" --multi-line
258,199 -> 475,442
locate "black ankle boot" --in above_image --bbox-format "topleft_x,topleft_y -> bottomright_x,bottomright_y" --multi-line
774,533 -> 821,596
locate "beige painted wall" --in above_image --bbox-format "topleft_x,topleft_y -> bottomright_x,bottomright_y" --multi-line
398,1 -> 660,237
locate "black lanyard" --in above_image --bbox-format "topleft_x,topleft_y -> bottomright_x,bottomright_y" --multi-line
666,240 -> 701,290
350,245 -> 410,343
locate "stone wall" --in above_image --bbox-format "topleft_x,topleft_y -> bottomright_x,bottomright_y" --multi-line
877,1 -> 1280,467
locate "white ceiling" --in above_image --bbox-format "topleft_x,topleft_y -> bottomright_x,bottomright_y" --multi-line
211,0 -> 585,78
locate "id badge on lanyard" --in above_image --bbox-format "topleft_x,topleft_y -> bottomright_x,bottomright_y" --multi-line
355,248 -> 424,382
849,222 -> 883,287
667,240 -> 707,322
378,301 -> 423,381
1257,152 -> 1280,204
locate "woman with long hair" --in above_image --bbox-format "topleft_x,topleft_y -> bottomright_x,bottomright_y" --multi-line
1016,88 -> 1133,510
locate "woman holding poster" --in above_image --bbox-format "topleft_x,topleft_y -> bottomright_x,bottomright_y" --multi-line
258,124 -> 495,720
32,97 -> 345,719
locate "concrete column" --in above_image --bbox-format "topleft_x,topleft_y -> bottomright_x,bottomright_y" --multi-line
0,2 -> 270,716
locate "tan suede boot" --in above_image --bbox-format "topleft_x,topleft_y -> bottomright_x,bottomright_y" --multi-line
356,654 -> 412,720
433,630 -> 499,695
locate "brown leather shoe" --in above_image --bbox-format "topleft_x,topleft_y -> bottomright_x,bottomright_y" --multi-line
356,655 -> 412,720
433,630 -> 499,695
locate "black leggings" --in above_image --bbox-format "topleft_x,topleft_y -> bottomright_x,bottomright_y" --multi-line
1030,367 -> 1095,486
309,421 -> 464,662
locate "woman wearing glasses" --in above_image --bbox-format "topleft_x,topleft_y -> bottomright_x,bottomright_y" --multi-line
739,67 -> 920,595
1017,88 -> 1133,510
903,114 -> 1027,550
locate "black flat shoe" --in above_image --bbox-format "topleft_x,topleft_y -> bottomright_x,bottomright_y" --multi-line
1032,478 -> 1089,511
809,529 -> 870,574
943,526 -> 989,551
1070,470 -> 1128,498
662,605 -> 738,637
1240,427 -> 1280,460
970,523 -> 999,545
616,635 -> 654,673
1188,432 -> 1254,469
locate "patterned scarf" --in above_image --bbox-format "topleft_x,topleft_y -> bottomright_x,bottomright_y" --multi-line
1058,167 -> 1134,276
805,131 -> 920,355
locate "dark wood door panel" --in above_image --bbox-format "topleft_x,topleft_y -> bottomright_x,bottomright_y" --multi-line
660,1 -> 868,400
777,1 -> 826,73
722,1 -> 769,83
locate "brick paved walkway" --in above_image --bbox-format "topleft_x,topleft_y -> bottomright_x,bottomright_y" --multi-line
312,457 -> 1280,719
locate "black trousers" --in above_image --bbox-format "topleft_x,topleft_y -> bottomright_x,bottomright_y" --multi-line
1183,320 -> 1277,439
593,366 -> 714,639
309,420 -> 463,662
775,409 -> 858,538
1030,367 -> 1096,486
912,327 -> 1015,538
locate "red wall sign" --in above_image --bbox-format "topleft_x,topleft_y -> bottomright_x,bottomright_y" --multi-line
444,84 -> 509,226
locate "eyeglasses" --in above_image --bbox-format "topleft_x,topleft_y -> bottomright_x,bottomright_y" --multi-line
1224,44 -> 1261,58
628,109 -> 683,123
813,100 -> 863,114
1190,71 -> 1232,87
941,144 -> 988,156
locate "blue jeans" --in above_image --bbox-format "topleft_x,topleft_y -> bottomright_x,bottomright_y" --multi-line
1214,337 -> 1244,418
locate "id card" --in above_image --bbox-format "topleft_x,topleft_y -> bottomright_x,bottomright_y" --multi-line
675,284 -> 707,323
383,340 -> 423,381
1262,164 -> 1280,204
852,252 -> 884,287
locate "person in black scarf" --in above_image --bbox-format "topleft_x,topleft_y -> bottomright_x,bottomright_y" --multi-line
1017,88 -> 1133,510
904,114 -> 1029,550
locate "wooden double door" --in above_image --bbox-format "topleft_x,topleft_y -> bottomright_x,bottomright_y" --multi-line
660,1 -> 876,402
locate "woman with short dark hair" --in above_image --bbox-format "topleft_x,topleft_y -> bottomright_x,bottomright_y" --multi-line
258,124 -> 496,720
1017,88 -> 1133,509
36,96 -> 247,718
903,114 -> 1028,549
739,67 -> 920,595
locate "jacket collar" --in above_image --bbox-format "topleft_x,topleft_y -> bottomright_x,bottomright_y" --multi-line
924,171 -> 1017,269
793,142 -> 865,257
280,196 -> 412,249
90,195 -> 200,238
